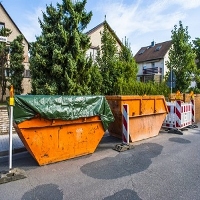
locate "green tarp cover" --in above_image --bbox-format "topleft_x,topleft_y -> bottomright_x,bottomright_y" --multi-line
13,95 -> 114,130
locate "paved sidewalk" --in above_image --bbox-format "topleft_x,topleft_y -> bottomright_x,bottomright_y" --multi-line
0,133 -> 26,157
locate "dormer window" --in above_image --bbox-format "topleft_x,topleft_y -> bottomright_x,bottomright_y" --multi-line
0,22 -> 5,30
139,49 -> 145,55
155,45 -> 162,51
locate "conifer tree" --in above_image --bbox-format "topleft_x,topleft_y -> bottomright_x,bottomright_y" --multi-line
29,0 -> 93,95
95,21 -> 119,95
96,22 -> 138,95
115,37 -> 138,94
9,35 -> 25,94
0,27 -> 11,101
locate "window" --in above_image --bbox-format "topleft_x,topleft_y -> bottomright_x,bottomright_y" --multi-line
155,45 -> 162,51
139,49 -> 145,55
0,22 -> 5,30
4,68 -> 11,77
24,69 -> 31,78
159,67 -> 162,74
86,46 -> 99,62
151,62 -> 155,68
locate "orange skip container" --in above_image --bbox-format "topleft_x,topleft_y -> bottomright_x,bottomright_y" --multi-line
12,95 -> 114,166
106,95 -> 168,142
14,116 -> 104,166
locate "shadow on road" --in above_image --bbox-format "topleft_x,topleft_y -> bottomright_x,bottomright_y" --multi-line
81,142 -> 163,180
169,137 -> 191,144
96,135 -> 122,151
21,183 -> 63,200
103,189 -> 142,200
0,152 -> 38,172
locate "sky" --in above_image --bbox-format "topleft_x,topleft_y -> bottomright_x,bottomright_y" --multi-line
1,0 -> 200,55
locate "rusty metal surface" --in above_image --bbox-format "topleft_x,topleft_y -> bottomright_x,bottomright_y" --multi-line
15,116 -> 105,165
106,95 -> 168,142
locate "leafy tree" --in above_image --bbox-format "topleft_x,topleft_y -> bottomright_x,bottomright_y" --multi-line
193,38 -> 200,89
8,35 -> 25,94
0,27 -> 11,101
193,38 -> 200,69
166,21 -> 197,92
29,0 -> 94,95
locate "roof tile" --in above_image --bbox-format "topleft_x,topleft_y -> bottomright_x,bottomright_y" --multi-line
134,40 -> 172,63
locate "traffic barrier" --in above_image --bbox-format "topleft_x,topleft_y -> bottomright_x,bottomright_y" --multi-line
122,104 -> 129,145
162,100 -> 193,130
191,99 -> 195,123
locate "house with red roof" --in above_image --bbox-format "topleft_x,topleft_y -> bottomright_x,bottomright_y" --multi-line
134,40 -> 172,83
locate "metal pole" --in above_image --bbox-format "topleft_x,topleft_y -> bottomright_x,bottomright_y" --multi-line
171,68 -> 172,94
9,105 -> 13,170
9,85 -> 14,171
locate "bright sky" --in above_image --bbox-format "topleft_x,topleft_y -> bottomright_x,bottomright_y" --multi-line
2,0 -> 200,54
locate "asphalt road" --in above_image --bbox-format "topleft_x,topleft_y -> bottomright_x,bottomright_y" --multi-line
0,126 -> 200,200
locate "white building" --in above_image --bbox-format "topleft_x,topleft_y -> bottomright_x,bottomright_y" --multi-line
134,40 -> 172,83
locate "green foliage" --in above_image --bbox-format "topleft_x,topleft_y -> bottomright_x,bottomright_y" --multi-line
96,23 -> 138,95
29,0 -> 94,95
114,37 -> 138,94
193,38 -> 200,69
188,86 -> 200,94
89,63 -> 103,95
117,80 -> 170,96
0,27 -> 12,101
95,21 -> 118,95
166,21 -> 197,93
193,38 -> 200,88
8,35 -> 25,94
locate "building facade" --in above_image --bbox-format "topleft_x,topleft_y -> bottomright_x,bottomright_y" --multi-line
0,3 -> 31,99
86,20 -> 123,60
134,40 -> 172,83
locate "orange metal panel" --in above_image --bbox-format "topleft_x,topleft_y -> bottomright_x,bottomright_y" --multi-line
14,116 -> 104,165
106,95 -> 168,143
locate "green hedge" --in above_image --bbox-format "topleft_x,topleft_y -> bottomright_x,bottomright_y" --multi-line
119,81 -> 170,97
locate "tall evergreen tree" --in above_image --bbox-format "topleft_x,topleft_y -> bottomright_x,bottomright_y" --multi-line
29,0 -> 93,95
89,62 -> 103,95
166,21 -> 196,92
0,27 -> 11,101
8,35 -> 25,94
96,22 -> 138,95
95,21 -> 119,95
115,37 -> 138,94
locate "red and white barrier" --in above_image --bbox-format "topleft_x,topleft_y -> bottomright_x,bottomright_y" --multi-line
122,104 -> 129,145
162,100 -> 193,130
163,102 -> 176,128
191,99 -> 195,123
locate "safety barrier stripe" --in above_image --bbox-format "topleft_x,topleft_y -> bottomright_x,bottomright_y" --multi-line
162,99 -> 194,130
191,99 -> 195,123
122,104 -> 129,145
